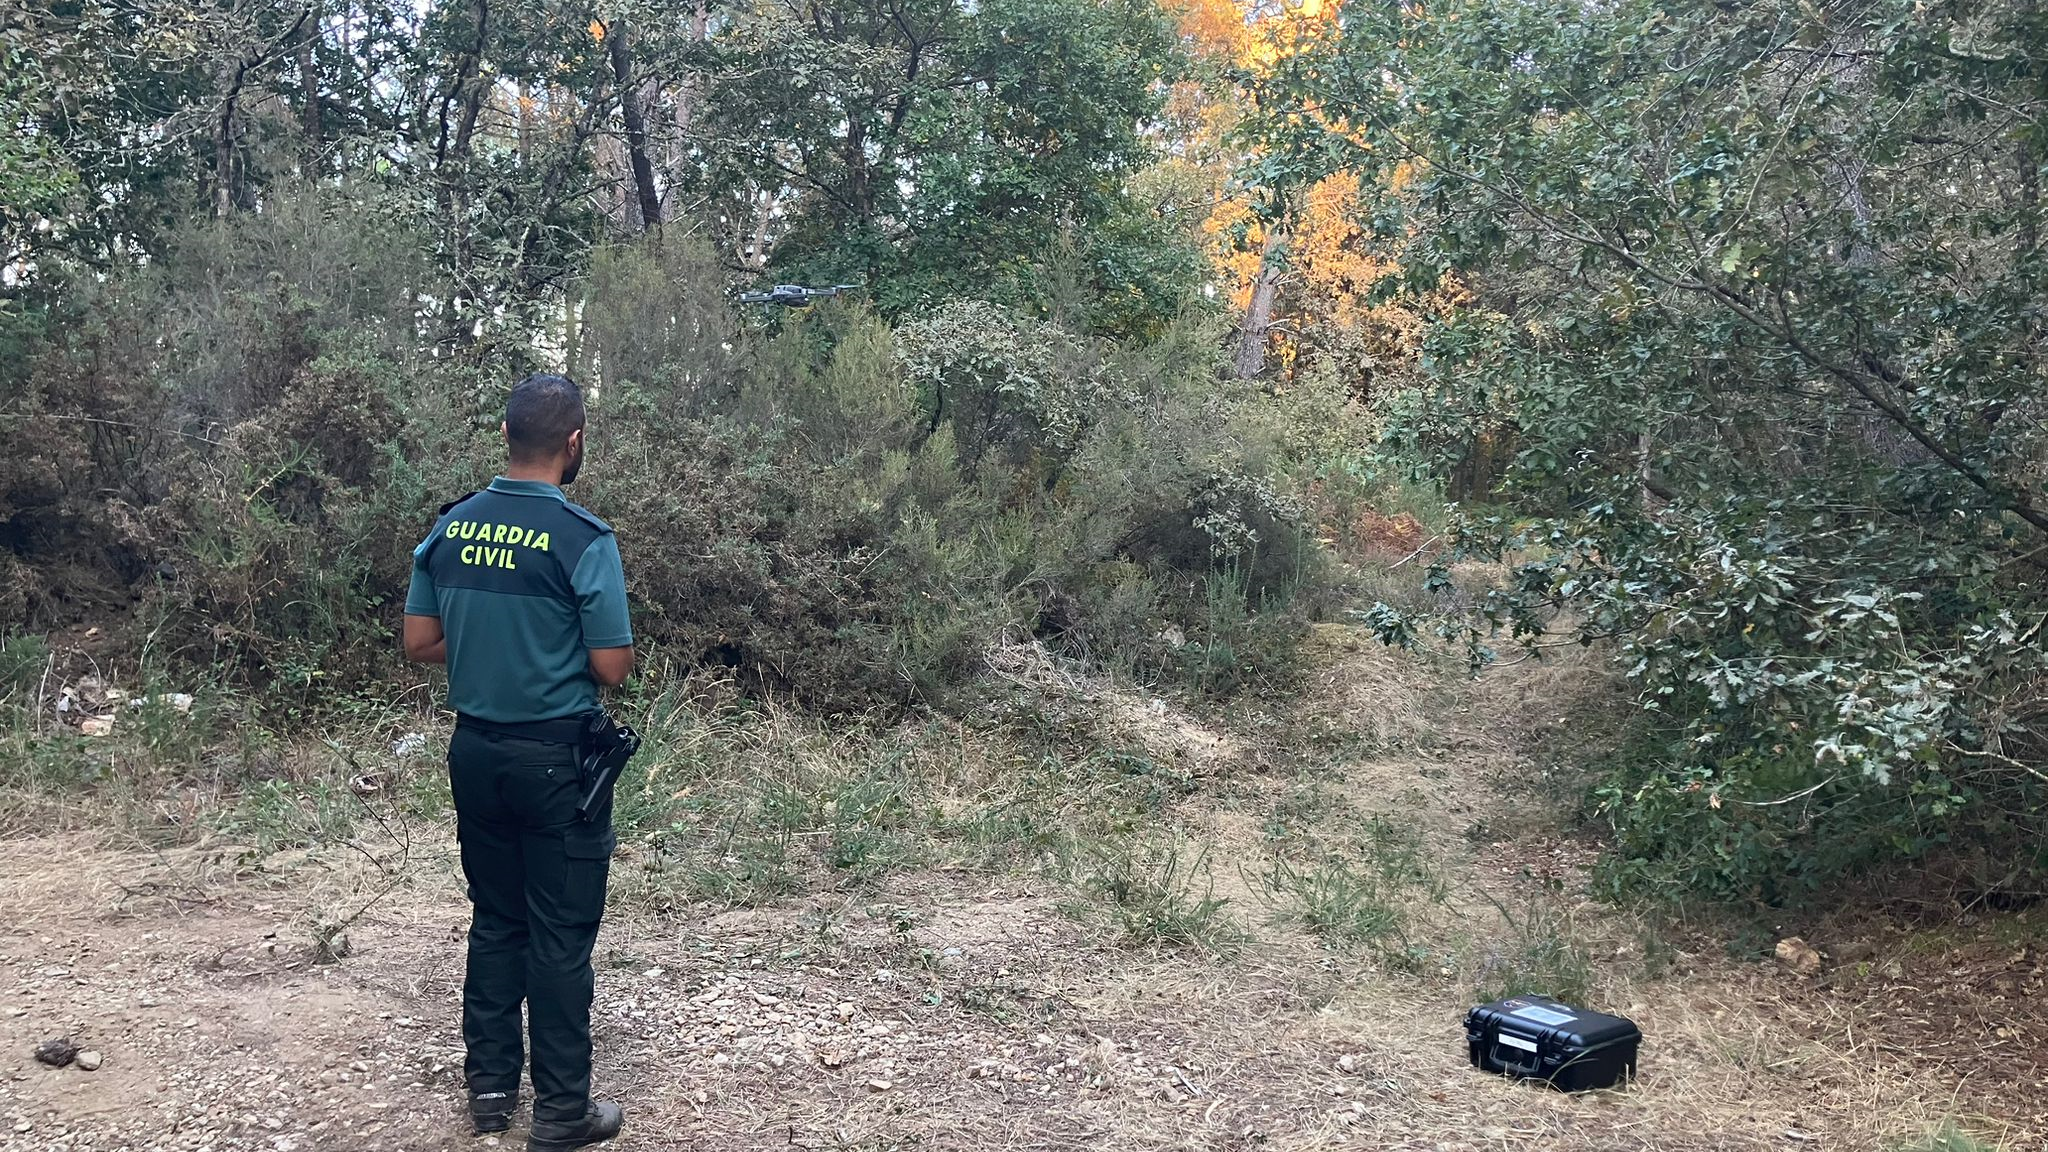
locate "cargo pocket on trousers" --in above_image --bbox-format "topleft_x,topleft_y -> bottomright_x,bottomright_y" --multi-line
564,824 -> 617,860
561,824 -> 616,922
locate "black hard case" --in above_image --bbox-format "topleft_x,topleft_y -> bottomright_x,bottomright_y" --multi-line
1465,995 -> 1640,1091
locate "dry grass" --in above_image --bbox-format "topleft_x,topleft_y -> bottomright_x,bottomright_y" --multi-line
1293,622 -> 1447,754
0,624 -> 2036,1151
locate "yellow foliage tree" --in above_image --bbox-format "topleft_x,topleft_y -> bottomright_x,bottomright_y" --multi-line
1160,0 -> 1431,394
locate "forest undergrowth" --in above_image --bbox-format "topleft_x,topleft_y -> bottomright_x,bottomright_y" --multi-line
0,595 -> 2038,1151
5,0 -> 2046,1143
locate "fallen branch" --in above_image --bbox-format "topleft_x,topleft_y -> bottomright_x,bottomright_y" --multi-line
1389,532 -> 1445,570
1949,742 -> 2048,785
1732,777 -> 1838,807
35,649 -> 52,735
0,412 -> 228,449
308,740 -> 416,963
111,878 -> 217,909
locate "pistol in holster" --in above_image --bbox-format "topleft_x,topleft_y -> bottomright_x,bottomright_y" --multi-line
575,710 -> 642,822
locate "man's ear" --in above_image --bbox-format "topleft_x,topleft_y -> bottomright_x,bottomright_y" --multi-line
568,428 -> 584,455
501,421 -> 512,445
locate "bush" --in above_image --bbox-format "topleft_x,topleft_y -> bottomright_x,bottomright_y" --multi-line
896,298 -> 1133,479
2,186 -> 474,701
1339,0 -> 2048,903
1074,841 -> 1247,953
1470,897 -> 1596,1008
5,199 -> 1342,719
0,634 -> 48,700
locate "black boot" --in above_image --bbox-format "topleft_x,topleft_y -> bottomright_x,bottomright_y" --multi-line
526,1101 -> 624,1152
469,1089 -> 520,1135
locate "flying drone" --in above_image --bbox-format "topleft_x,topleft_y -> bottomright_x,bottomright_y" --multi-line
738,283 -> 862,307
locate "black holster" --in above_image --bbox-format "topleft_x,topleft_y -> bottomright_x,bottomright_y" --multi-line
575,710 -> 641,821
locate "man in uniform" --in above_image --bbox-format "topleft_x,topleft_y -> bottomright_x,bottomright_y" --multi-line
402,373 -> 633,1151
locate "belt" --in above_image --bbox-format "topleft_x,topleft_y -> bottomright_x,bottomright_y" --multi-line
455,712 -> 591,747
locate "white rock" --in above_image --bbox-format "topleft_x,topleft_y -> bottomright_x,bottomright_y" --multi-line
76,1050 -> 103,1071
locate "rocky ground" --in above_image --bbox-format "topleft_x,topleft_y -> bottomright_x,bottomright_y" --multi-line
2,633 -> 2040,1151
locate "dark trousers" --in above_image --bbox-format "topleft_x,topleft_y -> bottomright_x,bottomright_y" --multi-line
447,726 -> 616,1123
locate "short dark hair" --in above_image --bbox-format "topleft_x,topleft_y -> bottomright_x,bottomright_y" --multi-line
505,373 -> 586,460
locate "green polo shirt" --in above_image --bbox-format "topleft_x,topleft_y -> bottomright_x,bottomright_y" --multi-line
404,477 -> 633,723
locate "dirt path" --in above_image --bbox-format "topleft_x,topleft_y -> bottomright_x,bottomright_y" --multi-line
3,630 -> 2041,1151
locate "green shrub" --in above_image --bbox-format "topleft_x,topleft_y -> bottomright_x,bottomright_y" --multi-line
896,298 -> 1133,479
1341,0 -> 2048,903
1890,1124 -> 2001,1152
7,191 -> 1340,720
1471,897 -> 1596,1008
825,774 -> 924,881
1261,852 -> 1406,949
0,634 -> 48,700
0,729 -> 97,804
1073,841 -> 1248,953
1257,811 -> 1445,956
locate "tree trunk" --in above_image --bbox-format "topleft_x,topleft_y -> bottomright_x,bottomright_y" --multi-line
599,135 -> 637,231
1234,224 -> 1287,380
1835,155 -> 1877,270
2016,0 -> 2040,260
565,287 -> 591,381
2019,136 -> 2039,261
517,78 -> 533,167
656,0 -> 712,221
680,0 -> 710,139
213,53 -> 246,218
746,188 -> 775,269
434,0 -> 489,344
845,115 -> 870,222
203,7 -> 314,215
296,7 -> 323,168
606,21 -> 662,232
213,112 -> 236,218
